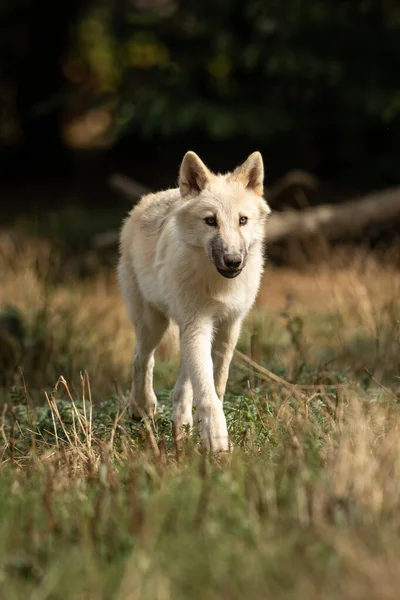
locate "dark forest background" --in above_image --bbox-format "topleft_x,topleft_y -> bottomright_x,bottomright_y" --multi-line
1,0 -> 399,230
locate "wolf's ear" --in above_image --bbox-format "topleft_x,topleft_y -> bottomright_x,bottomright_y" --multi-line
179,151 -> 211,197
233,152 -> 264,196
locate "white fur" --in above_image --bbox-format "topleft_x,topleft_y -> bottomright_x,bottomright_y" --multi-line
117,151 -> 271,453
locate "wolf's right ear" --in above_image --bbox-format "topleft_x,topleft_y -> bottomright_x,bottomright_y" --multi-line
179,151 -> 211,197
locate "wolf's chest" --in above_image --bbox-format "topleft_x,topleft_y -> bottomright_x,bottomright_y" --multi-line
208,281 -> 259,321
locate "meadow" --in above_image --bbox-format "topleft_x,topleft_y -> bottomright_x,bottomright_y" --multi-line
1,231 -> 400,599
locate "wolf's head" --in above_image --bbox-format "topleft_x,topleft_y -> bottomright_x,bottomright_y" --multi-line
176,151 -> 271,279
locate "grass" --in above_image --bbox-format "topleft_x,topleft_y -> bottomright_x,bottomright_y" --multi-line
1,232 -> 400,598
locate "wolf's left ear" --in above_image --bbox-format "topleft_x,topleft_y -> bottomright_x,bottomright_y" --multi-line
233,152 -> 264,196
179,151 -> 211,197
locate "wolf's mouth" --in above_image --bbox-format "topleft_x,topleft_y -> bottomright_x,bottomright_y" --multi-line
216,267 -> 243,279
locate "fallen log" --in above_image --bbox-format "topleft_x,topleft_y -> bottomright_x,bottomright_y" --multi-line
266,185 -> 400,244
93,174 -> 400,249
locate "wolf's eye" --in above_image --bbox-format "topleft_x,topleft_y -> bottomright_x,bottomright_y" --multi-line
204,216 -> 217,227
239,216 -> 248,226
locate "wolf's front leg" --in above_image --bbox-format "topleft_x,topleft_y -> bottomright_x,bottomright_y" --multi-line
212,318 -> 243,401
180,320 -> 231,453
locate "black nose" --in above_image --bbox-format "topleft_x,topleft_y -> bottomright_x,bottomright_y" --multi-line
223,255 -> 243,270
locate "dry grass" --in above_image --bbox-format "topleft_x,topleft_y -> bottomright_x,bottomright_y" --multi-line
1,233 -> 400,598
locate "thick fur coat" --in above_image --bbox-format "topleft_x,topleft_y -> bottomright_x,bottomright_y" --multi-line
118,151 -> 271,452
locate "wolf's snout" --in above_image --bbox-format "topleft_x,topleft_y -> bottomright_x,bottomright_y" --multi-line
215,252 -> 246,279
223,254 -> 243,271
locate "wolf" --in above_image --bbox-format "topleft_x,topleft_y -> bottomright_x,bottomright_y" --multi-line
117,151 -> 270,453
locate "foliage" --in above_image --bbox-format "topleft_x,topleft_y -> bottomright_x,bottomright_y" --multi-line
1,0 -> 400,182
62,0 -> 400,177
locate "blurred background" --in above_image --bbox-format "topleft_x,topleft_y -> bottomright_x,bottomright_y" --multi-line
1,0 -> 400,399
2,5 -> 400,594
1,0 -> 399,239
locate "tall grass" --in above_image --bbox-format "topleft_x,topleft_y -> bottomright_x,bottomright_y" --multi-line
1,234 -> 400,598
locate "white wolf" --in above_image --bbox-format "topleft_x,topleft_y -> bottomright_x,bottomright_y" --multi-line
118,151 -> 270,453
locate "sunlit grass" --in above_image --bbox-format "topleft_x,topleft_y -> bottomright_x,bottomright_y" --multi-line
1,235 -> 400,598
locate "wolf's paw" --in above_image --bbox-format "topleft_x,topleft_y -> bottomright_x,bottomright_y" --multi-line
172,421 -> 193,448
128,393 -> 157,421
172,403 -> 193,442
195,401 -> 231,454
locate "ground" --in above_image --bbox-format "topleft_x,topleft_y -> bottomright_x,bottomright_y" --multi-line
1,232 -> 400,599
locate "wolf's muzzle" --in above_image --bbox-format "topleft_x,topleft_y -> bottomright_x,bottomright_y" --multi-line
216,253 -> 245,278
